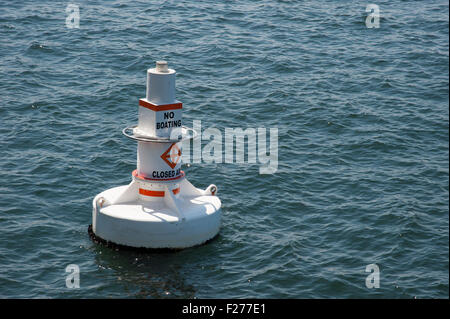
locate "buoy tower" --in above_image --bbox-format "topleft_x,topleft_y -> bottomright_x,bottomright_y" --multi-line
91,61 -> 222,249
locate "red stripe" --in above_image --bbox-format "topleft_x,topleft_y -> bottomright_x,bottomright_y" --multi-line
139,99 -> 182,111
139,188 -> 165,197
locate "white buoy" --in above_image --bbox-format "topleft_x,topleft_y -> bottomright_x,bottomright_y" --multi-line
90,61 -> 222,249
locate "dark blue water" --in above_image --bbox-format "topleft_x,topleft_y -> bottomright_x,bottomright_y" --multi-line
0,0 -> 448,298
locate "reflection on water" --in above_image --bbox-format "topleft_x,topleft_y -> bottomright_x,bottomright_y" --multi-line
93,245 -> 196,298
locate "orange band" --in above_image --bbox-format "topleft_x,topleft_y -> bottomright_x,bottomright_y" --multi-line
139,99 -> 182,111
139,188 -> 165,197
138,187 -> 181,197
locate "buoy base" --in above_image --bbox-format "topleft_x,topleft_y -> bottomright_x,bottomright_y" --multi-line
91,181 -> 221,249
88,224 -> 219,252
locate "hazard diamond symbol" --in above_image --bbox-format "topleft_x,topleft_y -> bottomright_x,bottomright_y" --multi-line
161,143 -> 181,169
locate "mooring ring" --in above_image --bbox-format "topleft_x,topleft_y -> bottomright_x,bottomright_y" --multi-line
122,125 -> 197,143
